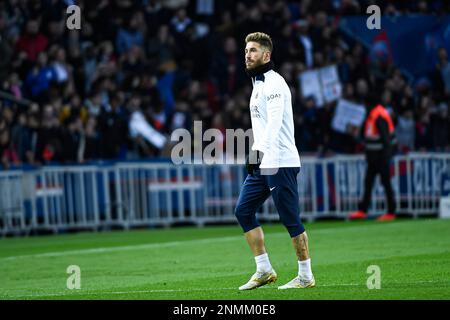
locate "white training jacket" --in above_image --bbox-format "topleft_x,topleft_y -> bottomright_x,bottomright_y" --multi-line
249,68 -> 301,168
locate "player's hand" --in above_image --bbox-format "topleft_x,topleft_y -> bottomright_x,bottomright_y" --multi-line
245,150 -> 264,175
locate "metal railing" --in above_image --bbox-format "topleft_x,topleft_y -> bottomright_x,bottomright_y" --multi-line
1,153 -> 449,236
0,171 -> 24,234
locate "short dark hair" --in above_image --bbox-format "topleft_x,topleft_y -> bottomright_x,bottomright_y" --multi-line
245,32 -> 273,52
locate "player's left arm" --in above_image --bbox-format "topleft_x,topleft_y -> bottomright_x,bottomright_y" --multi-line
252,80 -> 285,156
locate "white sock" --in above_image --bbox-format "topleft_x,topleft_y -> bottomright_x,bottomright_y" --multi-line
298,259 -> 313,280
255,253 -> 272,273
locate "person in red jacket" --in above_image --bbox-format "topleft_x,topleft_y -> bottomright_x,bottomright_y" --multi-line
349,95 -> 397,221
15,19 -> 48,62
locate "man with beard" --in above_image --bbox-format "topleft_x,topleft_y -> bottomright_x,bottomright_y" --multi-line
235,32 -> 315,291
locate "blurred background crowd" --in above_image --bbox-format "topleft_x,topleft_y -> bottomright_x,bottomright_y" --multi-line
1,0 -> 450,169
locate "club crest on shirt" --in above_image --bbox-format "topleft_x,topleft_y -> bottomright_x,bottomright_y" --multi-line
250,105 -> 261,118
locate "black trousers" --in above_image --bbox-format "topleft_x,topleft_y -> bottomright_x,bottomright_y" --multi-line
359,151 -> 396,214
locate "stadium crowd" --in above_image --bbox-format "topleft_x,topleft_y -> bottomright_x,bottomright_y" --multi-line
0,0 -> 449,169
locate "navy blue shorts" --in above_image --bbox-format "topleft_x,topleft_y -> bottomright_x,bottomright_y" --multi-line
234,167 -> 305,238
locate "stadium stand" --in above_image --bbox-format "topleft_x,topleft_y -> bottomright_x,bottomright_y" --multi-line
0,0 -> 449,171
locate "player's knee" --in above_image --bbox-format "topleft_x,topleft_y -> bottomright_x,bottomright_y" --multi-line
284,221 -> 305,238
277,206 -> 304,237
234,203 -> 248,222
234,202 -> 242,216
234,204 -> 257,230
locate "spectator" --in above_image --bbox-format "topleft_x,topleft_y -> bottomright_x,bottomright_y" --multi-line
97,92 -> 128,159
83,116 -> 100,161
0,12 -> 14,83
49,46 -> 70,85
210,36 -> 245,98
300,96 -> 320,152
0,123 -> 19,169
170,8 -> 192,34
127,95 -> 167,156
24,103 -> 41,165
15,19 -> 48,62
85,92 -> 104,117
35,104 -> 63,163
10,111 -> 31,162
293,20 -> 314,69
60,116 -> 83,163
430,102 -> 450,151
12,75 -> 22,101
169,100 -> 192,132
415,113 -> 432,151
435,47 -> 450,98
24,51 -> 55,102
396,110 -> 415,152
116,12 -> 144,55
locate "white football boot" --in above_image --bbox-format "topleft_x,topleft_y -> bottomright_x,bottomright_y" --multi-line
238,269 -> 278,290
278,275 -> 316,289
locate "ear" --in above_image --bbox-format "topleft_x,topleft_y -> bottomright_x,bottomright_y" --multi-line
264,50 -> 271,62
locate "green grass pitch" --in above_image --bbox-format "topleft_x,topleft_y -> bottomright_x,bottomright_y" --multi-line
1,218 -> 450,300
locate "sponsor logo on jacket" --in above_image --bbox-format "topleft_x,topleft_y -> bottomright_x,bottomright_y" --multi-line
267,93 -> 281,101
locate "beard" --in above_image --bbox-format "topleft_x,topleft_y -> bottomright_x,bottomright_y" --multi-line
245,60 -> 274,78
246,57 -> 265,70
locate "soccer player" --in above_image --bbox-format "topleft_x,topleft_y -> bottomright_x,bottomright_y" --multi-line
234,32 -> 315,290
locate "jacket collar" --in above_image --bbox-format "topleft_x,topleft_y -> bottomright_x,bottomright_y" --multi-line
246,61 -> 274,82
